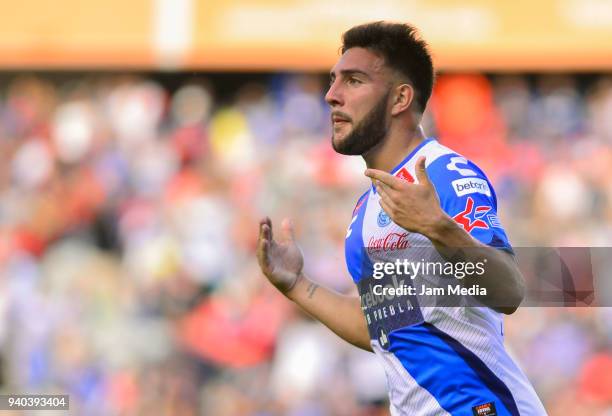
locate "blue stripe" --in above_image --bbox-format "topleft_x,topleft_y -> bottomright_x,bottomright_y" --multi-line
388,323 -> 520,416
345,191 -> 372,283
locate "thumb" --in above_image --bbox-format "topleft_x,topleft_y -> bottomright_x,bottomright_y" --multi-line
415,156 -> 431,187
281,218 -> 296,243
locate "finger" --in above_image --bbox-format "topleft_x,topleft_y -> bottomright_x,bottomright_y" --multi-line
260,224 -> 272,243
377,179 -> 404,206
378,188 -> 397,212
379,198 -> 395,219
256,238 -> 271,272
281,218 -> 295,243
259,217 -> 273,241
365,169 -> 404,190
415,156 -> 431,187
375,180 -> 396,204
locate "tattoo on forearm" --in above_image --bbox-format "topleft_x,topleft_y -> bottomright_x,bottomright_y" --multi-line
307,282 -> 319,299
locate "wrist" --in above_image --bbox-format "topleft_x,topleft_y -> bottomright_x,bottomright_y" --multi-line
422,213 -> 455,245
284,272 -> 305,301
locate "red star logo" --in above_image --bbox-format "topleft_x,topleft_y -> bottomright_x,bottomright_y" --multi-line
452,197 -> 491,232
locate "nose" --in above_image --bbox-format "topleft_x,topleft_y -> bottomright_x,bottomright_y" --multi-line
325,80 -> 343,107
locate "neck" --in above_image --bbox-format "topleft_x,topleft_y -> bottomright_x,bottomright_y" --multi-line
363,124 -> 427,172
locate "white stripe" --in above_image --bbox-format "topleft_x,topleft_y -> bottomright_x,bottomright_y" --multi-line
420,141 -> 456,168
372,342 -> 451,416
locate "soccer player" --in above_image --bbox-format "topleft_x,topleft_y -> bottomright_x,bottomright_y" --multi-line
257,22 -> 546,415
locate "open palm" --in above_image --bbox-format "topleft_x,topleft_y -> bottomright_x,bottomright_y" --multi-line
257,217 -> 304,293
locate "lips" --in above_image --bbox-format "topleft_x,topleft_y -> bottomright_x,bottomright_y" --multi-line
332,113 -> 351,123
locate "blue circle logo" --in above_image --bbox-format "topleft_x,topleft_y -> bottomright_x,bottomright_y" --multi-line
377,209 -> 391,227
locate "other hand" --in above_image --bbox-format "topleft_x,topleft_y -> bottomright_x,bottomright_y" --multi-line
364,156 -> 446,235
256,217 -> 304,294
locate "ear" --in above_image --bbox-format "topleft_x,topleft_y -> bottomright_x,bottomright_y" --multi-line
391,84 -> 415,116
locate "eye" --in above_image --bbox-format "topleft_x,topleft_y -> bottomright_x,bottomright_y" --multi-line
346,77 -> 362,86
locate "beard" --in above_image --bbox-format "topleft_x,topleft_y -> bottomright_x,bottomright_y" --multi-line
331,90 -> 391,156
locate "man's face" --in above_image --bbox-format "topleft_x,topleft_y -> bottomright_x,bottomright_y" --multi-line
325,47 -> 392,155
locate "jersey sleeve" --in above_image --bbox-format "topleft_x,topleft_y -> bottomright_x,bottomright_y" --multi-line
426,154 -> 513,251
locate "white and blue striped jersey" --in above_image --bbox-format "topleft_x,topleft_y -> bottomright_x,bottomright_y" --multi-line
345,138 -> 546,416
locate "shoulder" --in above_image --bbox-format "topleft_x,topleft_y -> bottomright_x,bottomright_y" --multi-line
418,141 -> 511,249
421,141 -> 496,206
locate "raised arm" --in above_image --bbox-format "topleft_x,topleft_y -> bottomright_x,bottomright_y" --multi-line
366,156 -> 525,314
256,217 -> 372,351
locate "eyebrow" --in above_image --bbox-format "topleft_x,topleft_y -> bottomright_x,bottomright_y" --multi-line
329,69 -> 372,80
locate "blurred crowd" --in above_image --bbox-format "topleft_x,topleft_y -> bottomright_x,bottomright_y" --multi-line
0,72 -> 610,415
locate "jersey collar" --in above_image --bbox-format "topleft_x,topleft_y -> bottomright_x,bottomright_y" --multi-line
371,137 -> 436,193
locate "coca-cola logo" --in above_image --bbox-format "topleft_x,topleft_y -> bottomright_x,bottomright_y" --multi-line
367,232 -> 410,255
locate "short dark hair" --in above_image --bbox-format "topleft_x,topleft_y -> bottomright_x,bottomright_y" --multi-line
341,21 -> 434,113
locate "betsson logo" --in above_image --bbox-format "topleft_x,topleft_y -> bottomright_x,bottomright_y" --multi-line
452,178 -> 491,197
367,232 -> 410,255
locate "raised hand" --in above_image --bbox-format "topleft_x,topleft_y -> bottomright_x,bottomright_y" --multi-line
364,156 -> 447,236
256,217 -> 304,294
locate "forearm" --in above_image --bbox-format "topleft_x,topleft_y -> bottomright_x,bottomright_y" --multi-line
425,216 -> 525,314
286,273 -> 372,352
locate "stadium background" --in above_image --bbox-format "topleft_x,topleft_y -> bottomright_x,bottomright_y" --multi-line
0,0 -> 611,414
